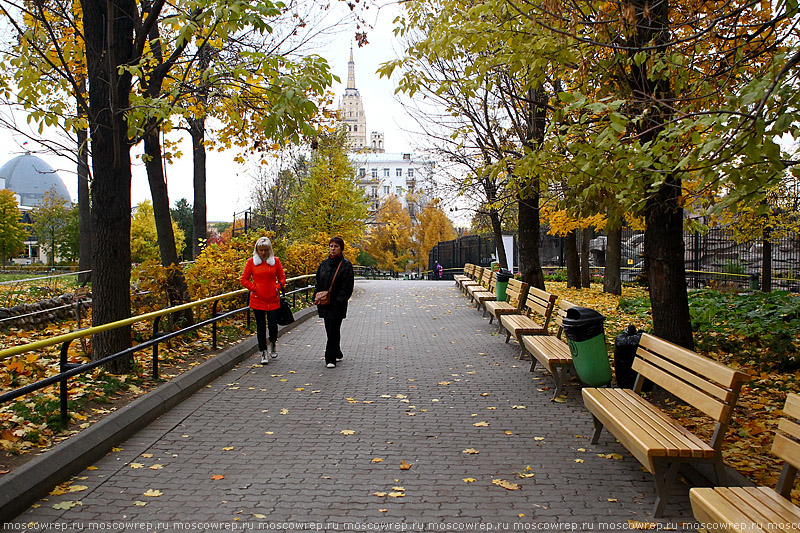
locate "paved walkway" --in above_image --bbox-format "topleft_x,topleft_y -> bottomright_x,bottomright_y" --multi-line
9,281 -> 697,531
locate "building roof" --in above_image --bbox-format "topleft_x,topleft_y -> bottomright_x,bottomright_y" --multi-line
0,153 -> 71,208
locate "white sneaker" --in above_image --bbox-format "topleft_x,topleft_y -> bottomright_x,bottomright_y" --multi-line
260,351 -> 269,364
326,363 -> 336,368
270,342 -> 277,358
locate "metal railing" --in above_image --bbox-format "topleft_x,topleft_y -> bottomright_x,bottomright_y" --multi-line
0,274 -> 316,427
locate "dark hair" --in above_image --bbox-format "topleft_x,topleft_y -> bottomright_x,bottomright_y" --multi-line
329,236 -> 345,251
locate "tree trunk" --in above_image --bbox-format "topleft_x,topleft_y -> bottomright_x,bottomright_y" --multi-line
189,117 -> 208,259
644,178 -> 693,350
565,230 -> 580,288
83,0 -> 137,372
627,0 -> 693,349
143,124 -> 194,326
517,86 -> 547,290
581,228 -> 591,288
604,217 -> 622,295
518,192 -> 544,290
488,209 -> 507,270
77,81 -> 92,286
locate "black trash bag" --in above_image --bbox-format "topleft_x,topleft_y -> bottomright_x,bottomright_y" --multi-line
613,325 -> 652,391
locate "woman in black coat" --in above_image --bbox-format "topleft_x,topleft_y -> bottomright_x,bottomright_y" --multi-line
313,236 -> 355,368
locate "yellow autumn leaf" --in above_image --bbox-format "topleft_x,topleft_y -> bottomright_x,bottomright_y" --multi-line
130,463 -> 144,469
222,447 -> 234,451
534,437 -> 544,441
371,458 -> 384,463
511,405 -> 526,409
574,459 -> 585,463
492,479 -> 520,491
87,466 -> 98,471
438,381 -> 451,385
399,460 -> 412,470
340,430 -> 356,435
473,421 -> 489,427
133,501 -> 148,506
387,492 -> 405,498
143,489 -> 163,497
462,448 -> 480,454
149,464 -> 164,470
280,409 -> 289,415
463,478 -> 476,483
68,485 -> 89,492
373,492 -> 388,497
141,454 -> 153,458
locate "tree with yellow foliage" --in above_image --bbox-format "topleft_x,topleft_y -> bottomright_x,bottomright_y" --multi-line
416,202 -> 456,272
367,196 -> 414,275
130,201 -> 185,265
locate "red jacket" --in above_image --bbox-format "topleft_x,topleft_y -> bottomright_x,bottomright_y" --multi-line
240,257 -> 287,311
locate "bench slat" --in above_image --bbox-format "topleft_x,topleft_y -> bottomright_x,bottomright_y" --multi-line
720,487 -> 800,525
635,348 -> 738,404
638,334 -> 748,389
524,335 -> 572,369
633,357 -> 731,422
772,433 -> 800,472
599,388 -> 712,457
691,488 -> 772,531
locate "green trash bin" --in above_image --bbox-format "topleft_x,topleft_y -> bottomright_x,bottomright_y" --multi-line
562,307 -> 612,387
495,270 -> 512,302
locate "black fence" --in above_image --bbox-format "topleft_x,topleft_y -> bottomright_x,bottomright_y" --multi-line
429,228 -> 800,289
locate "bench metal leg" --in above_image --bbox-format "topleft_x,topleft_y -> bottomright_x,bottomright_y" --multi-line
652,460 -> 680,518
590,415 -> 604,444
505,330 -> 511,343
552,366 -> 569,400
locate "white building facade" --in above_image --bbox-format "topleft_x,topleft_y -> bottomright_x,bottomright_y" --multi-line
351,152 -> 434,222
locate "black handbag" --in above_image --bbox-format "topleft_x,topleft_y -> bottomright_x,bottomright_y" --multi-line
277,294 -> 295,326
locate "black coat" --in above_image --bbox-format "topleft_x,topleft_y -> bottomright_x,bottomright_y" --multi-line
314,256 -> 354,319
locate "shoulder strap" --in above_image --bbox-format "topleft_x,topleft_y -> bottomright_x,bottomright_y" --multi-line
329,261 -> 343,290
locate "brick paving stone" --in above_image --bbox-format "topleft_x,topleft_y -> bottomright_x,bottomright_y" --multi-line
7,280 -> 703,531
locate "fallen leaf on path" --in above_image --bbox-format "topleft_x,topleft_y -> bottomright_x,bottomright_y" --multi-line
492,479 -> 520,491
462,448 -> 480,454
143,489 -> 163,497
211,475 -> 225,480
463,478 -> 476,483
340,430 -> 356,435
473,421 -> 489,427
399,461 -> 412,470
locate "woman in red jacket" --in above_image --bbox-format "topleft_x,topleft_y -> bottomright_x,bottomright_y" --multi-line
240,237 -> 286,364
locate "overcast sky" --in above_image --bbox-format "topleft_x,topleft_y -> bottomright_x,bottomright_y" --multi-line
0,1 -> 425,222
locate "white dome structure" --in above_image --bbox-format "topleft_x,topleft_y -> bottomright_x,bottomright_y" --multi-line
0,152 -> 71,208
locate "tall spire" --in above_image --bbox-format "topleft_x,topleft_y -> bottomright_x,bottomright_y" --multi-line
347,45 -> 356,90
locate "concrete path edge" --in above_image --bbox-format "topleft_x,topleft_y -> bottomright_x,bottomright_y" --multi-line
0,305 -> 319,522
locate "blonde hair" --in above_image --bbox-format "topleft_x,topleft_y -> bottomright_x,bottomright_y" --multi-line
253,236 -> 275,266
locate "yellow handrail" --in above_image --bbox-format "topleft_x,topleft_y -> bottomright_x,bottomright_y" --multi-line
0,274 -> 315,360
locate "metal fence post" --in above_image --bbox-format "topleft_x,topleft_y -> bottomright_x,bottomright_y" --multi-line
59,340 -> 78,427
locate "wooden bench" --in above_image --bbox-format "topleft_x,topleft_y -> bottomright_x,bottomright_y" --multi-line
454,264 -> 475,290
498,286 -> 557,350
690,393 -> 800,531
466,268 -> 494,303
522,299 -> 576,400
471,275 -> 497,311
459,266 -> 485,295
582,333 -> 751,517
485,278 -> 529,323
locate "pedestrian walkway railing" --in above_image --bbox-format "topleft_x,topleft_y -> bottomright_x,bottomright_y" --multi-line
0,274 -> 316,427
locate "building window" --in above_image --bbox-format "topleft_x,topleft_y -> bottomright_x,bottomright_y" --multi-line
354,125 -> 358,131
371,168 -> 378,178
372,186 -> 378,196
383,186 -> 390,195
408,168 -> 414,178
383,168 -> 389,177
359,168 -> 366,177
396,168 -> 402,177
396,186 -> 402,195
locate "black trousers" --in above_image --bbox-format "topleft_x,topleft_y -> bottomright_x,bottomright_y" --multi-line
324,316 -> 344,364
253,308 -> 280,351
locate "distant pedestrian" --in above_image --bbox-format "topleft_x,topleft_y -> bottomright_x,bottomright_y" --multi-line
240,236 -> 286,365
434,261 -> 443,280
313,236 -> 355,369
